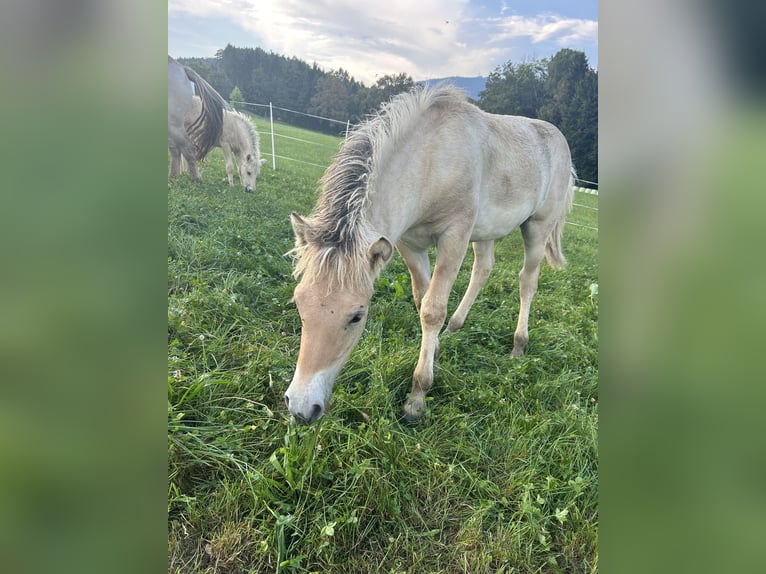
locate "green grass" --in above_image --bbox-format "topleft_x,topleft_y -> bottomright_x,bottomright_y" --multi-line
168,121 -> 598,573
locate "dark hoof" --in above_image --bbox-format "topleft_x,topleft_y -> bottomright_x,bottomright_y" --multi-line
401,411 -> 422,424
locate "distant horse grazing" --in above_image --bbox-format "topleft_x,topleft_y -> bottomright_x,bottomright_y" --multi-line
181,96 -> 265,193
285,85 -> 574,424
167,55 -> 229,182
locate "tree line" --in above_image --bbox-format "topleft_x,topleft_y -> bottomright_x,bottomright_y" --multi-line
179,45 -> 597,183
479,49 -> 597,184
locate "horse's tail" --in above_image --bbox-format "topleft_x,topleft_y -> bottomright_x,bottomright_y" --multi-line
182,66 -> 228,161
544,165 -> 575,270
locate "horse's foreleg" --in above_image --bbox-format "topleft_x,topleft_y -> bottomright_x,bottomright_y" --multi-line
512,223 -> 547,357
404,233 -> 469,420
448,240 -> 495,331
396,243 -> 431,312
222,144 -> 235,186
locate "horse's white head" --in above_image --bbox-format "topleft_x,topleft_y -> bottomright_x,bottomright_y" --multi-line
284,213 -> 393,424
240,154 -> 264,193
285,278 -> 371,424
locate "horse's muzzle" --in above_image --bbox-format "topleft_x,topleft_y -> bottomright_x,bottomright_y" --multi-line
284,394 -> 324,425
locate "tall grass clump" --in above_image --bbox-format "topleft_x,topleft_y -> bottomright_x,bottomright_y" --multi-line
168,121 -> 598,573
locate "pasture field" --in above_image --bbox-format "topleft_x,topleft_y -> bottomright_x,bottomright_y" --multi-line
168,118 -> 598,573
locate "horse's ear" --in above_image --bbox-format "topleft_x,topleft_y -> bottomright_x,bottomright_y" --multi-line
367,237 -> 393,273
291,212 -> 312,247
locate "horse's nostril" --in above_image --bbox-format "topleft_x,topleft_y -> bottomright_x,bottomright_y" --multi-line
310,403 -> 323,423
284,399 -> 323,425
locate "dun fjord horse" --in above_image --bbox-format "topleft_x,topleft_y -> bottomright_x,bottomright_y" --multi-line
181,96 -> 265,193
167,55 -> 229,182
286,86 -> 574,424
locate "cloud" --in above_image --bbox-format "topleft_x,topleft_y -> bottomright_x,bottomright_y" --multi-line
168,1 -> 597,84
492,14 -> 598,45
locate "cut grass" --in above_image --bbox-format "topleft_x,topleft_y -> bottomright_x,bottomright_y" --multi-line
168,121 -> 598,573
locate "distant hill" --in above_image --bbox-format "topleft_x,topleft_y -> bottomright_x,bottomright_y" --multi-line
417,76 -> 487,100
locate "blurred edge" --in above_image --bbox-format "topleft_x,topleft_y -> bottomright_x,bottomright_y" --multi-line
0,2 -> 167,574
601,1 -> 766,572
1,0 -> 765,573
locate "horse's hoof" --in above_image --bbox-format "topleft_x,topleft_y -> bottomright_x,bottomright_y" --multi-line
402,410 -> 422,424
403,398 -> 425,422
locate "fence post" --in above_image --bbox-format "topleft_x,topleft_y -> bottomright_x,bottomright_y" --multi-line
345,120 -> 350,140
269,102 -> 276,171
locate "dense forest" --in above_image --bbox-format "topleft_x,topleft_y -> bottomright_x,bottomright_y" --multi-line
179,45 -> 597,183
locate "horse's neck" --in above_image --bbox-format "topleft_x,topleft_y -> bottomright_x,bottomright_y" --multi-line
364,160 -> 424,244
222,115 -> 248,154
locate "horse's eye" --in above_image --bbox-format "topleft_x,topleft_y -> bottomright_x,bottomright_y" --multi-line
349,312 -> 363,325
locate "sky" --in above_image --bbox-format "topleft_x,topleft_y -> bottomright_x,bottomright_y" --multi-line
168,1 -> 597,85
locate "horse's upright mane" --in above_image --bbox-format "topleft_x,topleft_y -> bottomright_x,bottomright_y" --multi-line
290,85 -> 469,290
227,110 -> 260,153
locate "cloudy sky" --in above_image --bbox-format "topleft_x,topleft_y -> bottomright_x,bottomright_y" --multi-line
168,1 -> 597,85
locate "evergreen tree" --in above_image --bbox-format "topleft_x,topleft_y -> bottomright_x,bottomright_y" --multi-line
180,45 -> 597,181
537,49 -> 597,183
362,73 -> 415,115
478,49 -> 598,184
309,71 -> 353,133
479,60 -> 547,117
229,86 -> 245,111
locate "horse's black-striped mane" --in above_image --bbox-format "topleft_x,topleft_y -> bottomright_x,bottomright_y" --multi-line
290,85 -> 468,290
181,64 -> 228,161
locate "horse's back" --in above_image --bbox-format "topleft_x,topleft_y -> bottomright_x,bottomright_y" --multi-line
371,95 -> 571,243
476,113 -> 572,224
404,99 -> 570,204
423,105 -> 571,240
168,57 -> 193,128
484,113 -> 570,177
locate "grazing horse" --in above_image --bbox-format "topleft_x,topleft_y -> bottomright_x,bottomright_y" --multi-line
181,96 -> 265,193
167,55 -> 229,182
285,85 -> 574,424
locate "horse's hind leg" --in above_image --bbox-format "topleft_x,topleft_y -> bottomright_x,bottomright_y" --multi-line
169,132 -> 184,177
181,145 -> 202,182
169,126 -> 202,181
512,221 -> 548,357
448,240 -> 495,331
169,146 -> 183,177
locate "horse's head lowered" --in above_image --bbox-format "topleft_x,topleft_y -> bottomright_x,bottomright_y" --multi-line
284,213 -> 393,424
241,155 -> 266,193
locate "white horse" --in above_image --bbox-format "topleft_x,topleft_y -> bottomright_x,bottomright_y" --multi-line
181,97 -> 265,193
167,55 -> 229,182
285,85 -> 574,424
